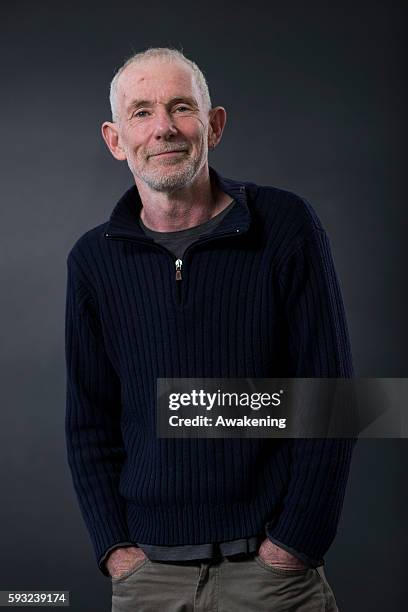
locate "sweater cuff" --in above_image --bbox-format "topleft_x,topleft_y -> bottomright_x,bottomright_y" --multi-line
91,517 -> 133,577
98,541 -> 137,577
264,525 -> 324,568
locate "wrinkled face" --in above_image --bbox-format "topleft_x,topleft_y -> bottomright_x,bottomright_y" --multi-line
115,58 -> 211,192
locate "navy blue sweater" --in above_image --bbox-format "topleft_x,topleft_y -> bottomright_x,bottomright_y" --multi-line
65,166 -> 355,576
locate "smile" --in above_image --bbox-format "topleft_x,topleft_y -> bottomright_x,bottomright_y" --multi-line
152,150 -> 187,157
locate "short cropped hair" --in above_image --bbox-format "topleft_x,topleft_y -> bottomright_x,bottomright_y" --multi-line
109,47 -> 212,122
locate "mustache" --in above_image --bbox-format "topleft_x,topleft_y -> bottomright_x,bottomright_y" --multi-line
148,146 -> 189,157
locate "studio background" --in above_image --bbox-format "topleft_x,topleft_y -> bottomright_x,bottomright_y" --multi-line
1,1 -> 406,611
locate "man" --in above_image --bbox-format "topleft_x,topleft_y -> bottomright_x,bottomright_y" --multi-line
65,47 -> 355,611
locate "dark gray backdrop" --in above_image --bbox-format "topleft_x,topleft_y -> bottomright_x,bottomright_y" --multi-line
1,1 -> 406,611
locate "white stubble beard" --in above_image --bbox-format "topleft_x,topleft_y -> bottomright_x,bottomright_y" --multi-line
127,141 -> 208,193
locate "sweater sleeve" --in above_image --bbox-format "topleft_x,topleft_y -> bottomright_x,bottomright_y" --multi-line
65,253 -> 131,577
265,227 -> 356,567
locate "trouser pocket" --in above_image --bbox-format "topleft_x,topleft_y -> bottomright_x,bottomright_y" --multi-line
250,554 -> 334,611
111,557 -> 150,585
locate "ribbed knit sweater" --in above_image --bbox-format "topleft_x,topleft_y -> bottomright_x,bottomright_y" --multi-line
65,165 -> 355,577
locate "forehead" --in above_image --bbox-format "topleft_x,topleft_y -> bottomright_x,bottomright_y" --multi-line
117,58 -> 200,111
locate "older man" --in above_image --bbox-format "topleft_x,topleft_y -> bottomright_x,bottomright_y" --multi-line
65,47 -> 354,611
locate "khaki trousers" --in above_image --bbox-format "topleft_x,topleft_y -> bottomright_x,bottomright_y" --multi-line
111,552 -> 339,611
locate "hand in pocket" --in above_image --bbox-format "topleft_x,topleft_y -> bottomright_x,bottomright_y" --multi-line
107,546 -> 147,579
257,538 -> 308,570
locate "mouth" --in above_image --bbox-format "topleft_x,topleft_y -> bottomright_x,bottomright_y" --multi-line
151,150 -> 187,158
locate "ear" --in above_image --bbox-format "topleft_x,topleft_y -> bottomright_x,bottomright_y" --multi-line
101,121 -> 127,161
207,106 -> 227,149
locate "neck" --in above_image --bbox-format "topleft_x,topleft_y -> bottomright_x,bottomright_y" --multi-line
136,164 -> 233,232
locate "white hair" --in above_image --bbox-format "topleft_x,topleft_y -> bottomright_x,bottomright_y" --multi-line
109,47 -> 212,122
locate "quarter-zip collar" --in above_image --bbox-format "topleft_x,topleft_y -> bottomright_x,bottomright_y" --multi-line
103,165 -> 254,243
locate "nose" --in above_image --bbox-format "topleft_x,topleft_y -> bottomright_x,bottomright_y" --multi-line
152,105 -> 178,139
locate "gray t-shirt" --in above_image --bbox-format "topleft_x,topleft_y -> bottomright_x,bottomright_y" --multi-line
138,198 -> 236,259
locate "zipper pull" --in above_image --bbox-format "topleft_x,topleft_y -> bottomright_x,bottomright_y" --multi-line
175,258 -> 183,281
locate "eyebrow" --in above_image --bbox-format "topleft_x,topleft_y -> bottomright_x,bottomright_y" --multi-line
127,96 -> 199,113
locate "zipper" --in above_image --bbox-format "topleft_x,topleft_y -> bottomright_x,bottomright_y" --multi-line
175,259 -> 183,281
104,227 -> 246,304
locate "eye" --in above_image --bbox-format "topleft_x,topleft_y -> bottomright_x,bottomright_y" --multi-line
133,110 -> 150,118
174,106 -> 190,113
